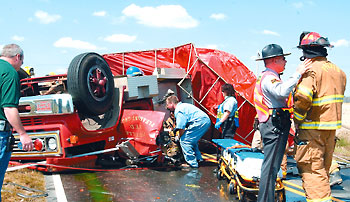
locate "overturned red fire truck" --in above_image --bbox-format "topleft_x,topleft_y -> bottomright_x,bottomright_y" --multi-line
11,43 -> 257,171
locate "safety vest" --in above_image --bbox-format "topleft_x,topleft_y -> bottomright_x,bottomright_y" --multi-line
216,96 -> 239,128
254,71 -> 293,122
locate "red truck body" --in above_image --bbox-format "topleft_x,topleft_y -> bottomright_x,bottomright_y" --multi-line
11,43 -> 257,172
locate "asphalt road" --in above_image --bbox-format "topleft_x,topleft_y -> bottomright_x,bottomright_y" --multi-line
45,159 -> 350,202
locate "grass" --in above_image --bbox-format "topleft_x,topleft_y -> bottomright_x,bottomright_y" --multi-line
334,128 -> 350,164
334,143 -> 350,162
2,168 -> 46,202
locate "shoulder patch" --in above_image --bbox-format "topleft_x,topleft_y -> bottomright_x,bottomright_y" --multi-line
271,79 -> 279,84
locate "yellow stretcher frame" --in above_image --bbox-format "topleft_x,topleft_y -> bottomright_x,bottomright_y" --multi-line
217,150 -> 286,201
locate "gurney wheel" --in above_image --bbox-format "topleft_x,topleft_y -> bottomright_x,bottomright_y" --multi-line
216,169 -> 224,180
229,181 -> 236,194
237,186 -> 246,202
275,189 -> 286,202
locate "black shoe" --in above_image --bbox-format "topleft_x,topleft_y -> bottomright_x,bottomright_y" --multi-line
330,170 -> 343,187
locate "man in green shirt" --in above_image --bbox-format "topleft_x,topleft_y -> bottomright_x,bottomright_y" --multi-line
0,44 -> 33,202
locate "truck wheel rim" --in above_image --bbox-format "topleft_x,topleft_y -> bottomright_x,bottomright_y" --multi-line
87,65 -> 109,100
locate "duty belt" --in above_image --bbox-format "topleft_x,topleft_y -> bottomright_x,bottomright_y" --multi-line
0,120 -> 12,131
268,108 -> 292,115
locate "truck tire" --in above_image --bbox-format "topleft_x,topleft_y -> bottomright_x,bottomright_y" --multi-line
67,52 -> 114,115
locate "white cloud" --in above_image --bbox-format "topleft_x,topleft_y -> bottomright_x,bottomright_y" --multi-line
111,16 -> 126,24
262,30 -> 280,36
35,10 -> 61,24
122,4 -> 198,29
55,68 -> 68,74
293,1 -> 314,9
103,34 -> 137,43
12,35 -> 24,41
331,39 -> 350,47
93,11 -> 107,17
54,37 -> 97,50
0,44 -> 3,51
250,55 -> 259,61
210,13 -> 226,20
306,1 -> 315,6
292,2 -> 304,9
204,44 -> 218,49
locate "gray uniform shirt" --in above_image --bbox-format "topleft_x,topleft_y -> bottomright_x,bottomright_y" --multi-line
260,68 -> 301,108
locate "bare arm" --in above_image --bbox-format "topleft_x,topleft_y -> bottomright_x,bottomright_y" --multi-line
4,107 -> 33,151
220,111 -> 231,123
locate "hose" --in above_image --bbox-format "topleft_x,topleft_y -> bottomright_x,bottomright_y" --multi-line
2,182 -> 48,198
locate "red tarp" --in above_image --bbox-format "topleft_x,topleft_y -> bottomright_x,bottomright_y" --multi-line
103,43 -> 257,144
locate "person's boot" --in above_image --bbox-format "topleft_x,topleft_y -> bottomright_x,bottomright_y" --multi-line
282,171 -> 287,180
330,170 -> 343,187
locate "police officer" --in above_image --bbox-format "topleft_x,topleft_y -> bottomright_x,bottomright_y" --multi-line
293,32 -> 346,201
254,44 -> 311,202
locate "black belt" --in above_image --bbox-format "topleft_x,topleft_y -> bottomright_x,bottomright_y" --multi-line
0,120 -> 12,131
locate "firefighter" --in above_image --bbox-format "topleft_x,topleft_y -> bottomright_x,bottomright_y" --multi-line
293,31 -> 347,202
23,66 -> 34,77
254,44 -> 311,202
165,95 -> 211,168
329,160 -> 343,187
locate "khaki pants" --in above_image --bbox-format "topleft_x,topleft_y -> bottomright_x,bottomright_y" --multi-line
295,129 -> 335,200
281,141 -> 289,175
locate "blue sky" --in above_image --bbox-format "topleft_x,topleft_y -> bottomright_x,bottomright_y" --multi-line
1,0 -> 349,95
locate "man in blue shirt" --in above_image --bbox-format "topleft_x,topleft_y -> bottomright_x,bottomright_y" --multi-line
166,95 -> 211,168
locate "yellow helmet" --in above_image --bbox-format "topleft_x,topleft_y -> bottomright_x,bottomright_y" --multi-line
23,66 -> 34,76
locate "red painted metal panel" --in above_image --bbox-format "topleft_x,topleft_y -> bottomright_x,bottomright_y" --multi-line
118,109 -> 165,155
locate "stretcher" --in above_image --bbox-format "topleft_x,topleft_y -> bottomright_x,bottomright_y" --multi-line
213,139 -> 285,202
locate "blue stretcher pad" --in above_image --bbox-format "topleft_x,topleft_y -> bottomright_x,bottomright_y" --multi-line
213,139 -> 281,179
212,139 -> 264,160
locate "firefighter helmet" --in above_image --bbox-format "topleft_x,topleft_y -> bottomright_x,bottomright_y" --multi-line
23,66 -> 34,76
126,66 -> 144,77
297,32 -> 333,48
256,44 -> 291,61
